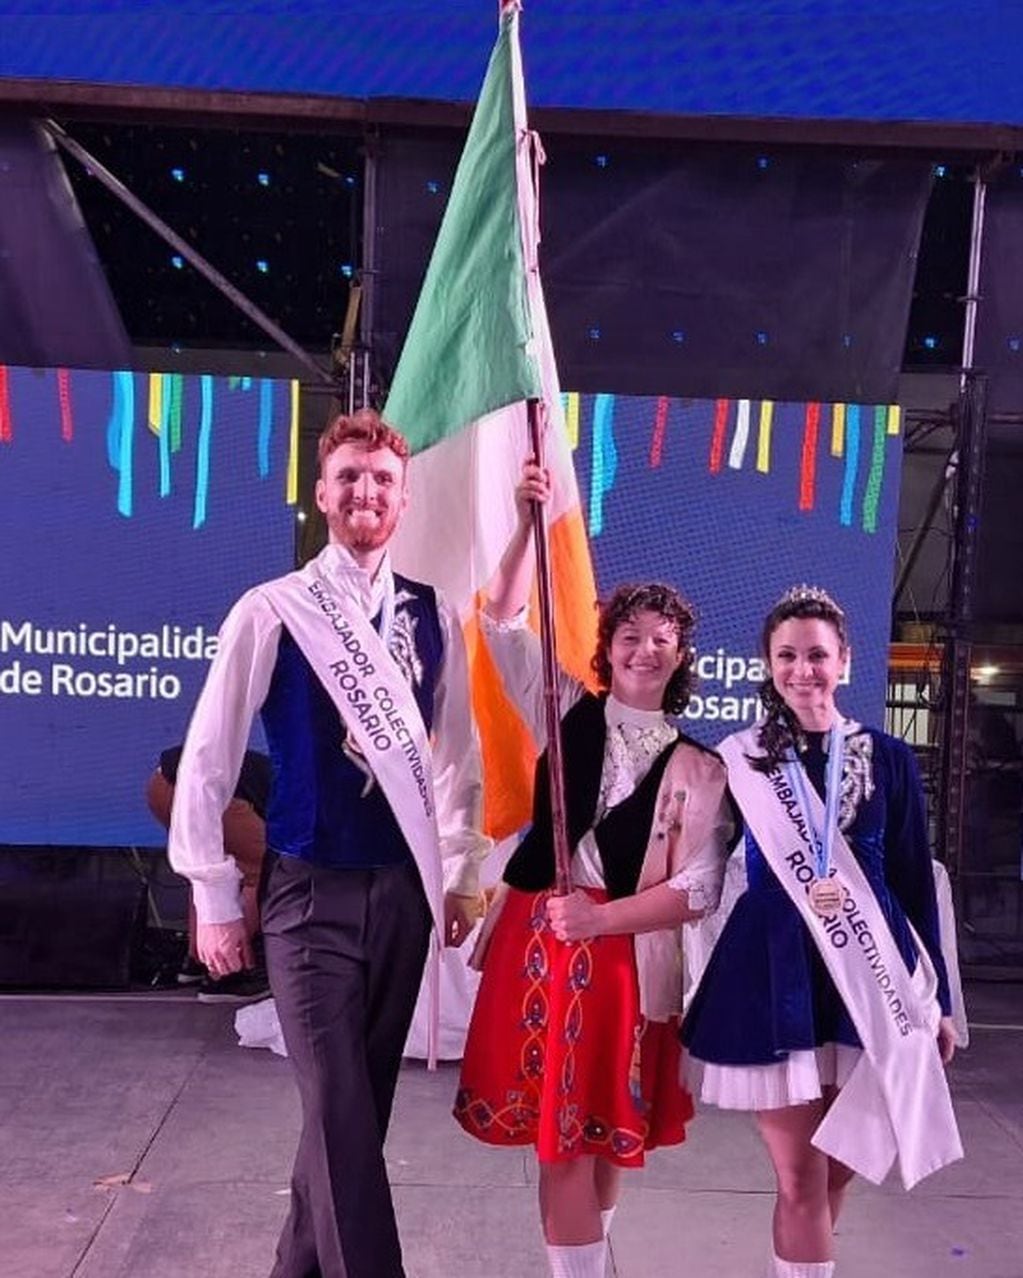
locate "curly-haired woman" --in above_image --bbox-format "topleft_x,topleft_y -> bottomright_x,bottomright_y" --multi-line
454,462 -> 735,1278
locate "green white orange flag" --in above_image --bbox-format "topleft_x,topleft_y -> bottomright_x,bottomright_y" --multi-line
385,0 -> 597,839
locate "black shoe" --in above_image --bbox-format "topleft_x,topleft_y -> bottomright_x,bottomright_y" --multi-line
196,967 -> 270,1005
176,956 -> 207,987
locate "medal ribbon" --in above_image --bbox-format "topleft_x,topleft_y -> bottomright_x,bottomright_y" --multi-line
784,722 -> 844,880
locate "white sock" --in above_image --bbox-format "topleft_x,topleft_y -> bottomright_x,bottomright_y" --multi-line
546,1238 -> 608,1278
600,1205 -> 617,1236
773,1256 -> 835,1278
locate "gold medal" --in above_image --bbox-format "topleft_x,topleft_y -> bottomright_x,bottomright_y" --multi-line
807,875 -> 847,917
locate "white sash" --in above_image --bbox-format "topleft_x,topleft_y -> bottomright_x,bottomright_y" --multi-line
260,560 -> 446,1061
718,726 -> 962,1189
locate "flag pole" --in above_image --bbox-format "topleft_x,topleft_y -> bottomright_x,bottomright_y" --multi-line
527,398 -> 573,896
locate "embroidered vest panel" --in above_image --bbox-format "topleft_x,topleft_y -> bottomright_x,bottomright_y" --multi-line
262,575 -> 443,869
503,693 -> 676,899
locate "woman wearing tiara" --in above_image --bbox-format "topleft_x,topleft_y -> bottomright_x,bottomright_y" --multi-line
681,585 -> 961,1278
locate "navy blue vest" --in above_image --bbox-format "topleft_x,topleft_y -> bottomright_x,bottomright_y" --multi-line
261,574 -> 444,870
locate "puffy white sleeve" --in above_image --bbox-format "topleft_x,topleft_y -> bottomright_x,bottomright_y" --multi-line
665,792 -> 737,918
430,592 -> 493,895
478,606 -> 584,747
168,590 -> 280,924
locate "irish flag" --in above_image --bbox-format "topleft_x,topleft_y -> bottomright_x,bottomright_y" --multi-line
385,0 -> 597,839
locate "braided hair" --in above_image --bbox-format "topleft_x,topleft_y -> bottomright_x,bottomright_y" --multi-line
751,586 -> 849,772
591,582 -> 696,715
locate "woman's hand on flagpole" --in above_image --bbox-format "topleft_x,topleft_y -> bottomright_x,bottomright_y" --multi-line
514,459 -> 551,530
484,460 -> 551,621
547,888 -> 604,943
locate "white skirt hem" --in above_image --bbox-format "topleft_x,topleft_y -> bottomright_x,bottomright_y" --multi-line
687,1042 -> 861,1111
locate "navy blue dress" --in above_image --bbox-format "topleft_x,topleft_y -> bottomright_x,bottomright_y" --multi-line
682,726 -> 952,1066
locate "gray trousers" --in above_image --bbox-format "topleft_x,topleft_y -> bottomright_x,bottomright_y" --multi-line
262,853 -> 432,1278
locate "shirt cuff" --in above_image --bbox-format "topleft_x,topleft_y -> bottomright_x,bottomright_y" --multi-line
192,879 -> 245,926
443,847 -> 489,896
479,605 -> 530,633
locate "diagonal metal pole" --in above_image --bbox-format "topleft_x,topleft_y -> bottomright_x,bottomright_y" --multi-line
40,117 -> 335,387
527,398 -> 572,896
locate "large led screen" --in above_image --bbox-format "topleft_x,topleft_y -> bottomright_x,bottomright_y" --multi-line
575,392 -> 904,740
0,365 -> 297,845
2,1 -> 1021,127
0,368 -> 903,847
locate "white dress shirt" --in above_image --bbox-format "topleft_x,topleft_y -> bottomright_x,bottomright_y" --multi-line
169,543 -> 490,924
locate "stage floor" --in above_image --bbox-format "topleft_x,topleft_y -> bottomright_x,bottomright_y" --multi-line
1,981 -> 1020,1278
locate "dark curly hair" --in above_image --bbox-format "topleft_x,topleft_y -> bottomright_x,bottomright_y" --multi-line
751,587 -> 849,772
591,582 -> 696,715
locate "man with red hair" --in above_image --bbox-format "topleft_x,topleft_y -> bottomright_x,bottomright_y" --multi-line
170,408 -> 488,1278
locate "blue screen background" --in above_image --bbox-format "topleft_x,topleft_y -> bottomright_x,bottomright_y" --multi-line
1,1 -> 1020,127
0,367 -> 296,845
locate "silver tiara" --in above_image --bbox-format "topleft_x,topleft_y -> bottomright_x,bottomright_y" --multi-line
777,583 -> 844,615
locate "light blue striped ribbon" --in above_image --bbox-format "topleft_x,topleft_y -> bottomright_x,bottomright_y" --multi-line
839,403 -> 861,527
588,393 -> 618,537
106,371 -> 135,517
258,379 -> 273,478
192,375 -> 213,529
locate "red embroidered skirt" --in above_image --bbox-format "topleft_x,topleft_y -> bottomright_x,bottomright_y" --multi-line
454,887 -> 693,1166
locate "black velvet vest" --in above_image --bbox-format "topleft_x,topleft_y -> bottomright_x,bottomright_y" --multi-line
502,693 -> 677,900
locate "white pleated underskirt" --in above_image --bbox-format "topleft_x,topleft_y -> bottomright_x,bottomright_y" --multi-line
687,1042 -> 861,1111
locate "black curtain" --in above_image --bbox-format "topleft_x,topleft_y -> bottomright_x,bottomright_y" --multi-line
973,422 -> 1023,623
963,169 -> 1023,622
974,165 -> 1023,414
0,119 -> 130,369
372,131 -> 932,404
